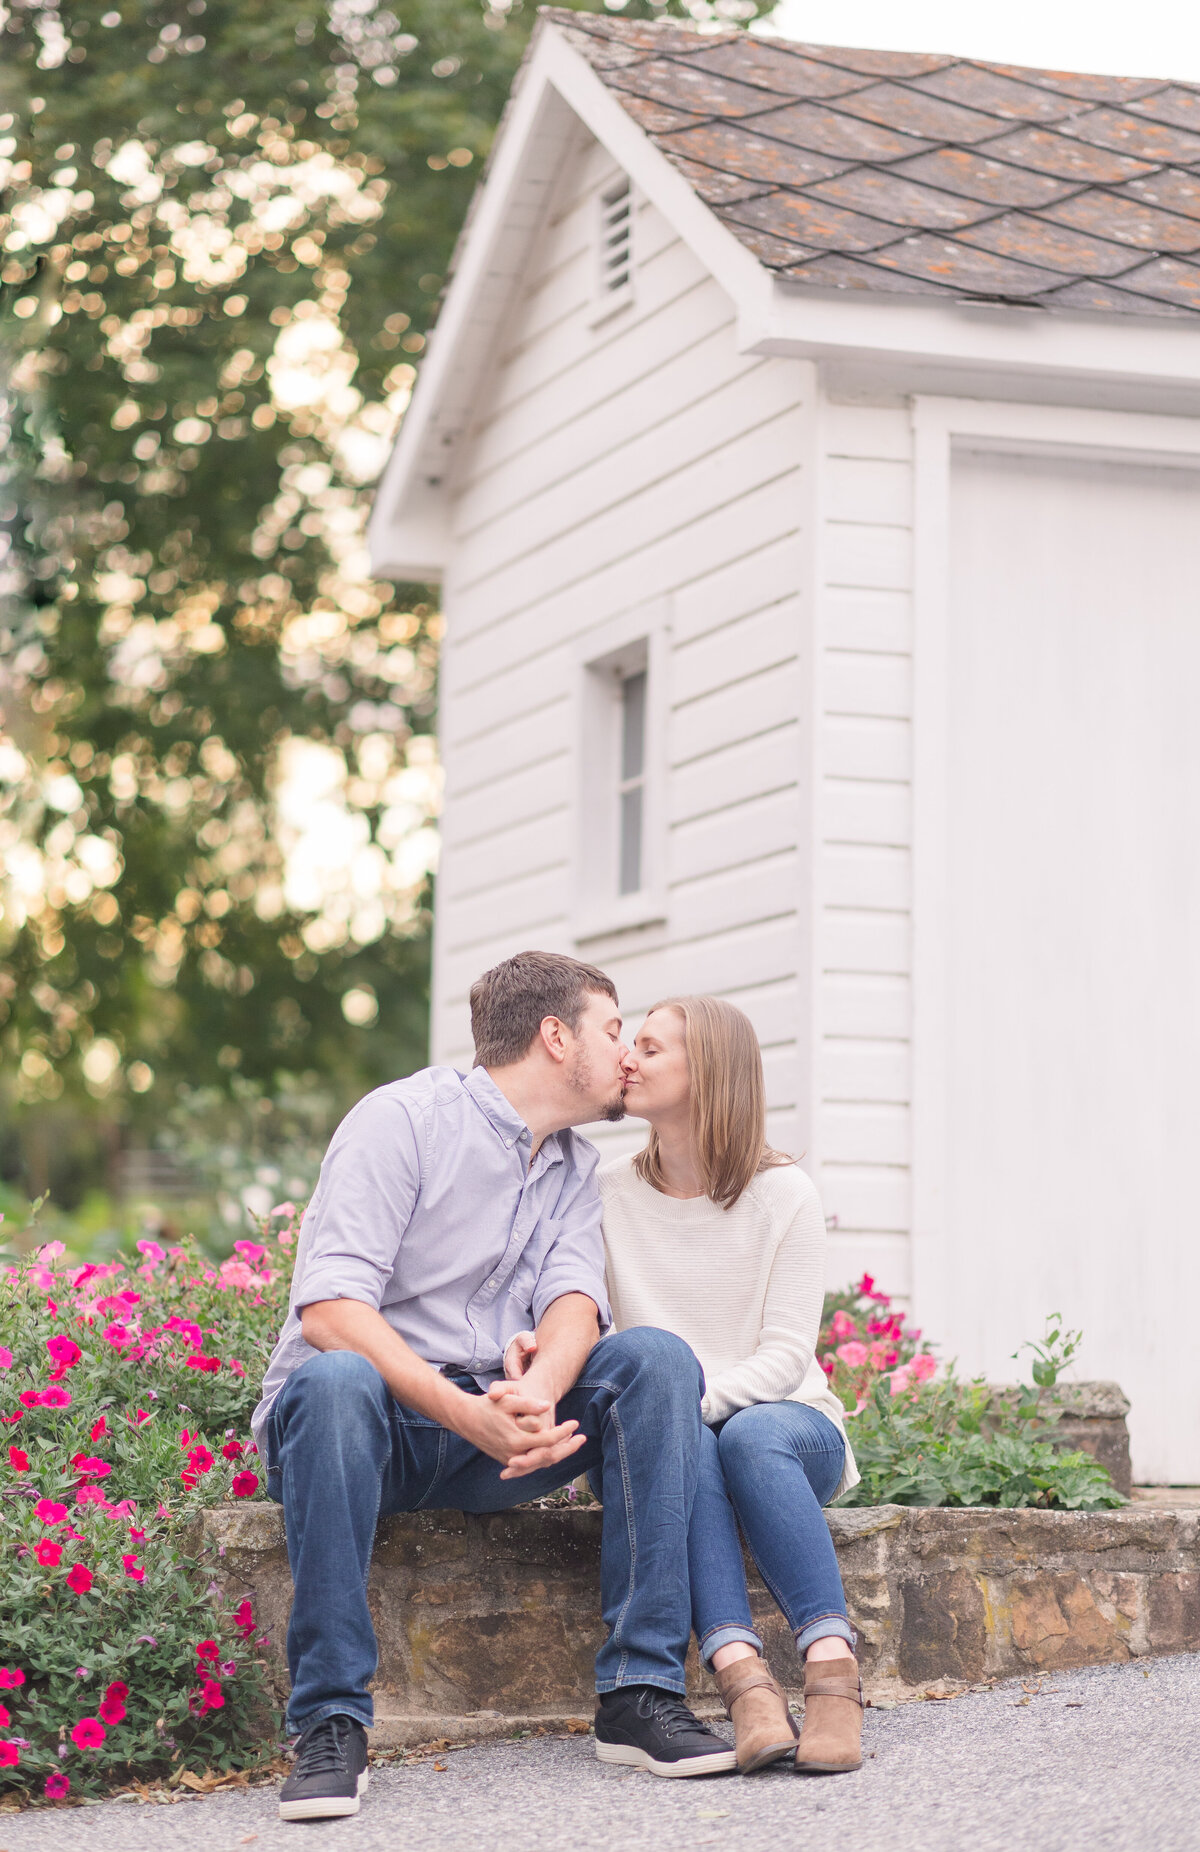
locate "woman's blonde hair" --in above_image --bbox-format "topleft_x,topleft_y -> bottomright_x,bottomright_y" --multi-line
632,995 -> 792,1209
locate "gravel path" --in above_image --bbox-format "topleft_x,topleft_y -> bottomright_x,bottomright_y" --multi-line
4,1655 -> 1198,1852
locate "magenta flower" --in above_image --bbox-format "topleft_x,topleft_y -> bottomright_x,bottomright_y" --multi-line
0,1668 -> 24,1689
231,1470 -> 259,1499
44,1772 -> 70,1799
234,1599 -> 255,1636
70,1716 -> 106,1750
221,1439 -> 243,1461
35,1539 -> 63,1567
0,1348 -> 12,1370
0,1704 -> 8,1728
40,1386 -> 72,1409
35,1498 -> 69,1525
99,1680 -> 128,1725
835,1341 -> 869,1369
73,1456 -> 112,1479
829,1310 -> 858,1340
67,1563 -> 94,1594
196,1640 -> 220,1662
188,1445 -> 214,1473
912,1353 -> 938,1382
104,1322 -> 131,1348
90,1415 -> 108,1442
122,1552 -> 145,1582
7,1445 -> 28,1472
0,1741 -> 20,1768
46,1335 -> 82,1368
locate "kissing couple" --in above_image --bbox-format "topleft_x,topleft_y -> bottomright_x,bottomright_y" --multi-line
251,950 -> 862,1822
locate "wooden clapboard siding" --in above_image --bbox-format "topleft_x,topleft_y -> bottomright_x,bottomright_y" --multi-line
817,400 -> 915,1297
433,131 -> 812,1130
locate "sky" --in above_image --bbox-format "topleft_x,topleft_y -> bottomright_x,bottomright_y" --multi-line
767,0 -> 1200,85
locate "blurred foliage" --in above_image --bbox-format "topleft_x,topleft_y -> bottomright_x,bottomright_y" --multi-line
0,0 -> 769,1205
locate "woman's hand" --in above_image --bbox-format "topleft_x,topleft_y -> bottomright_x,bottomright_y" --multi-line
504,1330 -> 538,1379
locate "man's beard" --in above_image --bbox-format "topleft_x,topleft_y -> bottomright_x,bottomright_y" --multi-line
567,1047 -> 626,1123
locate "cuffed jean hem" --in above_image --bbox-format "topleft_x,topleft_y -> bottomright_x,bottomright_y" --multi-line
595,1675 -> 689,1697
794,1614 -> 856,1658
285,1700 -> 375,1738
698,1624 -> 764,1667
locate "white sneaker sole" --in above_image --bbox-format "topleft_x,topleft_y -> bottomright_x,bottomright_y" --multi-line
279,1767 -> 368,1820
596,1741 -> 737,1778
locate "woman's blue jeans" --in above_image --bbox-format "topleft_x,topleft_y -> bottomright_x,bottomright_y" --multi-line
265,1327 -> 704,1734
689,1400 -> 854,1664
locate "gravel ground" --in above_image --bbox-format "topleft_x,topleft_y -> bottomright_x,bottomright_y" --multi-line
3,1655 -> 1198,1852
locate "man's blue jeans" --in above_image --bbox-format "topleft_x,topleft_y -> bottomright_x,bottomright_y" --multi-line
265,1327 -> 703,1734
688,1401 -> 855,1664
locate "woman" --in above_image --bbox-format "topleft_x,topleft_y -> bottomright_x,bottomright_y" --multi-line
600,995 -> 862,1776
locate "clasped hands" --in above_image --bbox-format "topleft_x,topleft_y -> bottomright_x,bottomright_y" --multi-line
460,1329 -> 586,1481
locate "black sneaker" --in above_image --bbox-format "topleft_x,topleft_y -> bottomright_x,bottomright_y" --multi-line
594,1687 -> 737,1777
278,1714 -> 369,1821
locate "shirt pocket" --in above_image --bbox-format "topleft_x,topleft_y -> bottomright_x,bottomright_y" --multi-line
505,1216 -> 566,1318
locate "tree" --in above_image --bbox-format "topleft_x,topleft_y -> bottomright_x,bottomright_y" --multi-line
0,0 -> 766,1202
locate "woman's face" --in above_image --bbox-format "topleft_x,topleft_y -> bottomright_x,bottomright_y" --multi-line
621,1008 -> 690,1125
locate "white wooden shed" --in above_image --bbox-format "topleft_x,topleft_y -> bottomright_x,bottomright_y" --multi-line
368,9 -> 1200,1483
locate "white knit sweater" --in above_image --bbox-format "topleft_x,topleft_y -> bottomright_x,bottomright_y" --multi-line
598,1154 -> 859,1500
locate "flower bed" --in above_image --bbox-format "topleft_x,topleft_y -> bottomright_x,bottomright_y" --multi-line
1,1212 -> 299,1804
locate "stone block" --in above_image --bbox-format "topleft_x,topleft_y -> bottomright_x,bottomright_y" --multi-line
899,1569 -> 987,1684
1008,1572 -> 1130,1670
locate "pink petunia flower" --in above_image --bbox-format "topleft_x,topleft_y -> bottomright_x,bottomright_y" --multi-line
835,1342 -> 869,1369
35,1539 -> 62,1567
104,1322 -> 131,1348
70,1716 -> 106,1750
35,1499 -> 69,1525
912,1353 -> 938,1382
200,1678 -> 224,1712
99,1682 -> 127,1725
0,1704 -> 8,1728
196,1640 -> 220,1662
0,1348 -> 11,1370
889,1366 -> 914,1397
46,1335 -> 81,1368
44,1772 -> 70,1799
221,1440 -> 243,1461
73,1456 -> 112,1479
829,1310 -> 858,1340
18,1391 -> 41,1409
234,1598 -> 255,1636
136,1239 -> 165,1268
122,1553 -> 145,1582
40,1387 -> 72,1409
76,1486 -> 108,1507
90,1416 -> 108,1442
129,1524 -> 146,1543
131,1408 -> 152,1426
188,1446 -> 214,1474
67,1564 -> 94,1594
0,1741 -> 19,1768
0,1668 -> 24,1689
7,1445 -> 28,1472
231,1470 -> 259,1499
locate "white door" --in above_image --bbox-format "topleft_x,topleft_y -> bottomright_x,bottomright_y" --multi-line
941,446 -> 1200,1484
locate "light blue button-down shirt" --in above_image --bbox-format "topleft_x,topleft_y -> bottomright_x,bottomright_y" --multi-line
251,1066 -> 612,1453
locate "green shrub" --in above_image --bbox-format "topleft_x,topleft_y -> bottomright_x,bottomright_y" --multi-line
0,1211 -> 296,1801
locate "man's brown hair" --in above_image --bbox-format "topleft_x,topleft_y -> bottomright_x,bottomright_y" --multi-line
469,950 -> 619,1068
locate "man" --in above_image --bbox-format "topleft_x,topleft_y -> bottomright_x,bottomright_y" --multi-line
253,950 -> 736,1822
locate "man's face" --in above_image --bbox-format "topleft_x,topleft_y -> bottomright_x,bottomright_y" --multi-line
564,991 -> 628,1124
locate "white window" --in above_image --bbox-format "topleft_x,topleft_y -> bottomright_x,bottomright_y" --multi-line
572,607 -> 667,941
591,173 -> 634,325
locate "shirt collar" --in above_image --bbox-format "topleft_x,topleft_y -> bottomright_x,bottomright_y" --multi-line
463,1065 -> 561,1158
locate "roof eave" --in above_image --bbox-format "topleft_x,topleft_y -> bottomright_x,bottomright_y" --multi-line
366,19 -> 772,583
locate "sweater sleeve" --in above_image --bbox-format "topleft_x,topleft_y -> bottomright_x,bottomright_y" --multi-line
699,1175 -> 827,1426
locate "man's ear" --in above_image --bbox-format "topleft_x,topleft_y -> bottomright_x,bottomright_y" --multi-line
538,1015 -> 570,1066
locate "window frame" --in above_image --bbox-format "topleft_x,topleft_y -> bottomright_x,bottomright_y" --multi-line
571,602 -> 669,943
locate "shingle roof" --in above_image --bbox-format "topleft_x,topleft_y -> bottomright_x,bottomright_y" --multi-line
544,8 -> 1200,317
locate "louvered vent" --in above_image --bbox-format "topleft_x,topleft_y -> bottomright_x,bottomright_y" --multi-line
598,176 -> 632,296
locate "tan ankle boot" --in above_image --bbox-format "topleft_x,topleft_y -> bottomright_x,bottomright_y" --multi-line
714,1656 -> 798,1774
794,1655 -> 864,1774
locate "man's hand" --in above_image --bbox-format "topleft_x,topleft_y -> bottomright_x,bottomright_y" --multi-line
459,1387 -> 585,1480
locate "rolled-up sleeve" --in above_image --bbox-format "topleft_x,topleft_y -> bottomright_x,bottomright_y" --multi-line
530,1147 -> 612,1332
291,1092 -> 423,1313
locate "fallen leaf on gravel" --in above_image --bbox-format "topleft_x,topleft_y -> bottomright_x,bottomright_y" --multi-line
434,1761 -> 448,1771
565,1719 -> 590,1734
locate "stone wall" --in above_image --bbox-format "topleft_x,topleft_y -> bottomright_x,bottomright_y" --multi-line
199,1499 -> 1199,1746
